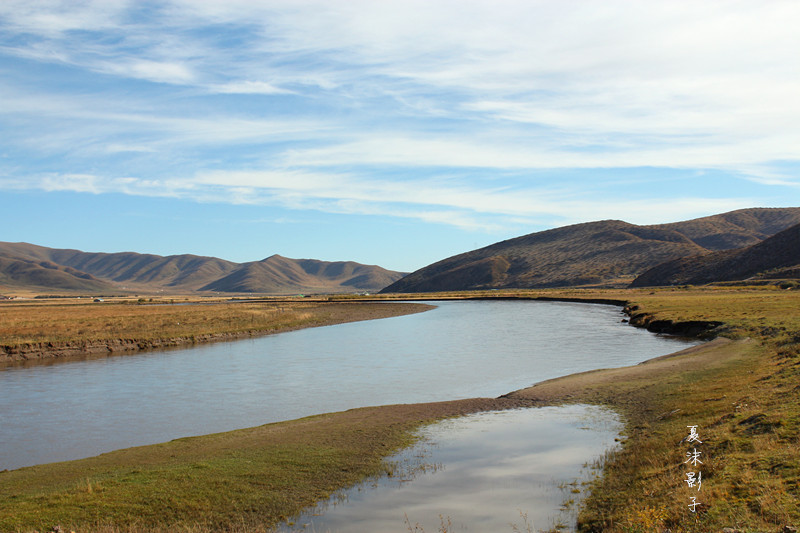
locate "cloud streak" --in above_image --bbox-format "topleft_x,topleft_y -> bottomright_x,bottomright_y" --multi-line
5,168 -> 751,234
1,0 -> 798,233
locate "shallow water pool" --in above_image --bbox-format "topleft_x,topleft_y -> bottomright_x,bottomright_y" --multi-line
278,405 -> 623,533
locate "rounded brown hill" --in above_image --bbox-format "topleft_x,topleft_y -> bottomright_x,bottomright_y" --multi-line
381,207 -> 800,292
0,243 -> 406,295
631,221 -> 800,287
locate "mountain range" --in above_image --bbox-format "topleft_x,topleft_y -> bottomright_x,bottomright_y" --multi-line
631,221 -> 800,287
4,207 -> 799,296
0,242 -> 404,295
381,207 -> 800,292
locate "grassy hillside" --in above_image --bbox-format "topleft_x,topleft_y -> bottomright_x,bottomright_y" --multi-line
632,222 -> 800,287
200,255 -> 403,294
56,251 -> 239,290
0,244 -> 403,295
0,242 -> 238,293
0,255 -> 116,293
382,208 -> 800,293
656,207 -> 800,250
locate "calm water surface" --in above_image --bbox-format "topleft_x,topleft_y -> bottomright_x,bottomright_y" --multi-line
0,300 -> 698,469
278,405 -> 622,533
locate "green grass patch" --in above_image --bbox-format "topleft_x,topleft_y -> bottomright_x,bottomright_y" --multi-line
0,418 -> 404,531
0,398 -> 525,532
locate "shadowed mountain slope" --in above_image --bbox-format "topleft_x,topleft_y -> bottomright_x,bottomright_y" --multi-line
0,243 -> 404,294
631,222 -> 800,287
0,242 -> 238,291
200,255 -> 404,294
656,208 -> 800,250
52,251 -> 239,290
381,207 -> 800,293
0,255 -> 116,293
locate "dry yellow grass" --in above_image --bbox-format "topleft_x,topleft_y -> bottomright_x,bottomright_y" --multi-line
1,301 -> 315,345
0,299 -> 433,362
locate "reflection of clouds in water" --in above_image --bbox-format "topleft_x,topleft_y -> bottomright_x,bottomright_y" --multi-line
2,300 -> 692,470
467,445 -> 592,481
279,405 -> 622,533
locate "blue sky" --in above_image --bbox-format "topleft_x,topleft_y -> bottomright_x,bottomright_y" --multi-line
1,1 -> 798,272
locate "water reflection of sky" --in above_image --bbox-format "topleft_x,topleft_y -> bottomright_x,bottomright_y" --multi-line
279,405 -> 623,533
1,300 -> 695,469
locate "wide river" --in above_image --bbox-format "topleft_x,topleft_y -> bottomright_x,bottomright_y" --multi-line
0,300 -> 698,470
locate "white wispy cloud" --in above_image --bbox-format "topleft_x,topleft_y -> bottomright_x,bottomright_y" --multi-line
103,59 -> 198,85
0,0 -> 798,232
210,81 -> 294,95
0,86 -> 332,155
0,0 -> 129,35
10,169 -> 750,232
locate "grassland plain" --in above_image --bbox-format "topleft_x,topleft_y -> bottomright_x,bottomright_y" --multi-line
0,287 -> 798,532
0,299 -> 434,363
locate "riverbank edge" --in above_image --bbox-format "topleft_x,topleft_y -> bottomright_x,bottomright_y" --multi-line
499,296 -> 798,531
0,293 -> 723,364
355,293 -> 726,338
0,301 -> 434,365
502,338 -> 763,532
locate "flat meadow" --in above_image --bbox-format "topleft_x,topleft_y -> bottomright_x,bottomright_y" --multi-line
0,286 -> 798,532
0,298 -> 431,361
